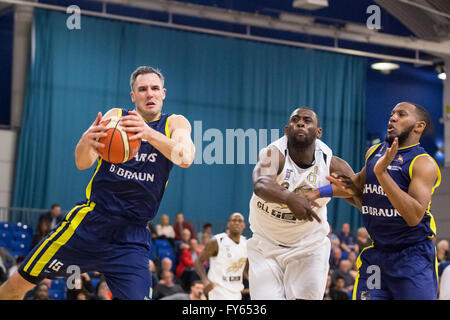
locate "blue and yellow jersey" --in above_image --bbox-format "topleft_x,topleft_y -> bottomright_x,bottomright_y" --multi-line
362,142 -> 441,250
84,109 -> 175,226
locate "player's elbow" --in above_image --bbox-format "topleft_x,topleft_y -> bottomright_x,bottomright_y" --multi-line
404,214 -> 422,227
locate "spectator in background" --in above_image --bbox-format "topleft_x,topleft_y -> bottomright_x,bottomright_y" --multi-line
0,247 -> 16,283
197,223 -> 213,244
149,259 -> 159,289
66,272 -> 95,300
323,273 -> 333,300
356,227 -> 371,253
173,212 -> 196,241
38,204 -> 63,231
8,255 -> 25,279
92,280 -> 112,300
160,280 -> 206,300
156,214 -> 176,246
439,261 -> 450,300
176,238 -> 201,291
328,225 -> 340,250
198,232 -> 211,252
331,260 -> 355,295
437,240 -> 449,262
147,221 -> 158,241
330,276 -> 350,300
338,223 -> 357,253
24,279 -> 52,300
329,247 -> 342,271
31,219 -> 51,248
175,228 -> 192,262
153,271 -> 185,300
347,250 -> 358,279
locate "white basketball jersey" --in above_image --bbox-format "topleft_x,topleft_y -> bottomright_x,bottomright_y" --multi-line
249,136 -> 332,247
207,233 -> 248,295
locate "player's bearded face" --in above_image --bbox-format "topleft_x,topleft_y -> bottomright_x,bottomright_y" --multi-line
286,117 -> 318,148
385,123 -> 415,146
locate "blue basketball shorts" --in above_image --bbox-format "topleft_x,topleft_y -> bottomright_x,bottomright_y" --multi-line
353,239 -> 438,300
18,202 -> 153,300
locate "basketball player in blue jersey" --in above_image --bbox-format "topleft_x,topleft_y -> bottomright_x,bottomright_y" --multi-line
323,102 -> 441,300
0,66 -> 195,300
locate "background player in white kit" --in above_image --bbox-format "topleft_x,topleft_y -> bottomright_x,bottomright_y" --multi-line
195,213 -> 248,300
248,107 -> 355,300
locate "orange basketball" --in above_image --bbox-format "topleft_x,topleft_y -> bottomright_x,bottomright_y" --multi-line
96,116 -> 141,163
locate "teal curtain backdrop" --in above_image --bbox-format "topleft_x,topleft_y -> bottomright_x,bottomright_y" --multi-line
12,9 -> 366,234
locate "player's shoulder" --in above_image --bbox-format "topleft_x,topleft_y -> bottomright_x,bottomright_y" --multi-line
365,143 -> 383,161
410,153 -> 439,176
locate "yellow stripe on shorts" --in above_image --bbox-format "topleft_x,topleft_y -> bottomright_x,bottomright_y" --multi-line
24,202 -> 95,277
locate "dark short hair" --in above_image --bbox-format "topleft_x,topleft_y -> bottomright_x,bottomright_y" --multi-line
130,66 -> 164,90
406,102 -> 433,135
50,204 -> 60,209
203,223 -> 212,229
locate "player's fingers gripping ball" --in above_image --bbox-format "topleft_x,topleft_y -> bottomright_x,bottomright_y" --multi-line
96,116 -> 141,163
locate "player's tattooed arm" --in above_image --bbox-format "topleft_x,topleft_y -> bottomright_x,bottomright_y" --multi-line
253,146 -> 322,223
194,238 -> 219,293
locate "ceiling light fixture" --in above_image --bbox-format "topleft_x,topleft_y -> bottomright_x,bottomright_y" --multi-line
371,62 -> 400,74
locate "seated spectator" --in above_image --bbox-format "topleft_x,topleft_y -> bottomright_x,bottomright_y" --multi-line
160,280 -> 206,300
329,247 -> 342,271
338,223 -> 357,253
437,240 -> 449,262
24,279 -> 52,300
330,276 -> 350,300
66,272 -> 95,300
76,291 -> 89,300
147,221 -> 158,240
176,238 -> 201,291
439,261 -> 450,300
39,204 -> 64,230
92,280 -> 112,300
156,214 -> 176,245
173,212 -> 196,241
347,250 -> 358,279
328,225 -> 340,250
0,247 -> 16,284
198,232 -> 211,252
175,228 -> 192,262
323,273 -> 333,300
31,219 -> 51,248
331,260 -> 355,294
149,259 -> 159,288
8,255 -> 25,279
356,227 -> 371,253
197,223 -> 213,244
153,271 -> 185,300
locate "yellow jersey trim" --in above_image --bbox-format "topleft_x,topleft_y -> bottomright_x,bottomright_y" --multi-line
408,154 -> 441,194
365,144 -> 381,165
398,142 -> 420,150
85,158 -> 103,201
165,114 -> 176,138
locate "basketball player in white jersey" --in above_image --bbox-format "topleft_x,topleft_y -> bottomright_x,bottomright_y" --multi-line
248,107 -> 355,300
194,213 -> 248,300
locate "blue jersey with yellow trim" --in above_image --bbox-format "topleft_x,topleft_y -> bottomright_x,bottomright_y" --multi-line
85,109 -> 174,225
362,142 -> 440,249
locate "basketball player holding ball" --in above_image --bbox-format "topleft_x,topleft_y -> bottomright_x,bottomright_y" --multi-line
0,66 -> 195,300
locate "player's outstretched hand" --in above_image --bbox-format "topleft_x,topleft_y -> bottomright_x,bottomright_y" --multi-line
374,137 -> 398,176
286,193 -> 322,223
